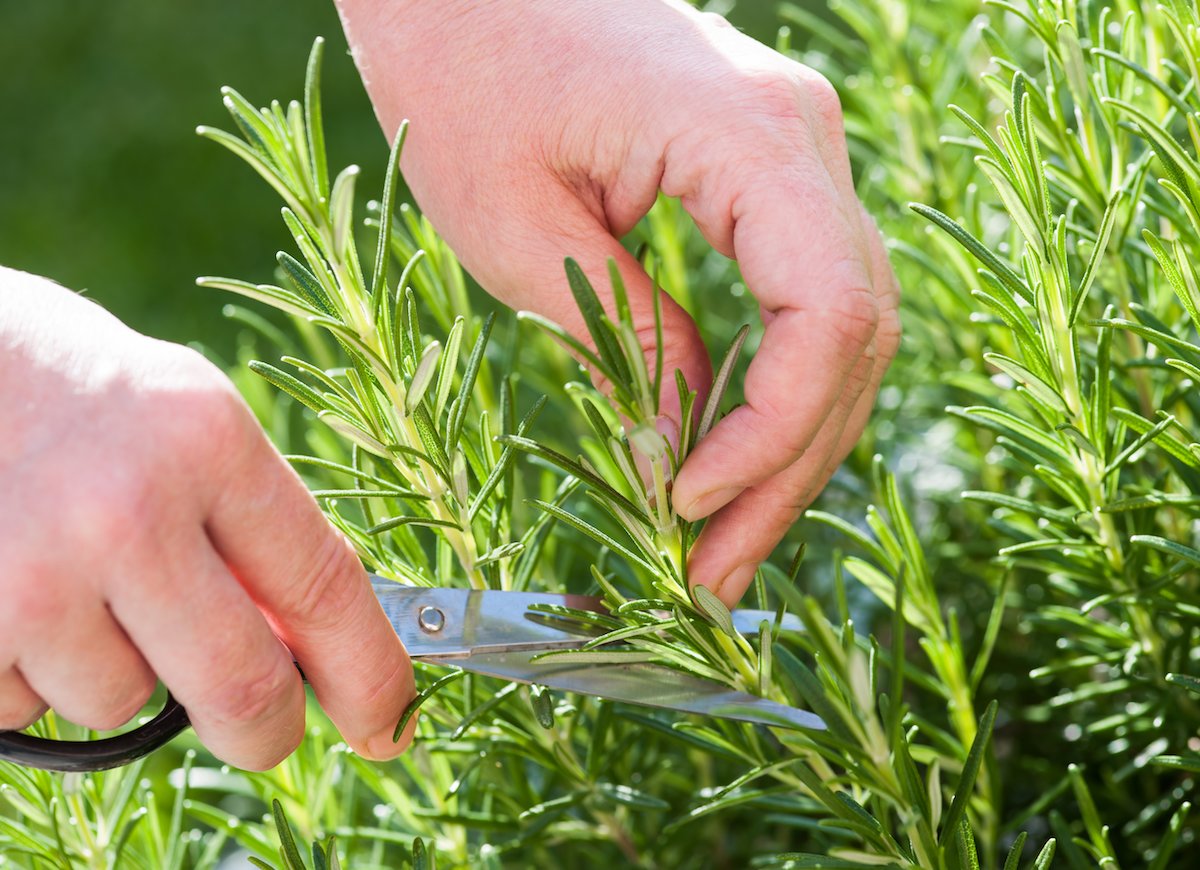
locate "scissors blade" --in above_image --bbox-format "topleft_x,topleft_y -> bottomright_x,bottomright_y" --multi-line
371,577 -> 804,659
425,649 -> 825,731
371,579 -> 604,657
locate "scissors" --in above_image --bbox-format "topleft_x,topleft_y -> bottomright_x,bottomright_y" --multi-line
0,578 -> 824,772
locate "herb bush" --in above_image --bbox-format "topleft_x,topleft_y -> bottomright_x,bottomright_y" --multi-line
4,1 -> 1200,867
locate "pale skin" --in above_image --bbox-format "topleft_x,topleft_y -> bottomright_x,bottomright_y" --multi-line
0,0 -> 899,769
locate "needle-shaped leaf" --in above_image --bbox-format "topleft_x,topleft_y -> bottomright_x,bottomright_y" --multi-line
371,120 -> 408,313
271,800 -> 305,870
594,782 -> 670,811
584,620 -> 675,648
1001,832 -> 1028,870
564,257 -> 631,387
311,488 -> 423,501
527,498 -> 654,574
1032,840 -> 1057,870
939,700 -> 997,845
468,397 -> 545,520
652,283 -> 665,411
367,515 -> 460,536
1069,190 -> 1122,325
517,311 -> 617,385
410,404 -> 451,478
394,669 -> 465,741
1131,535 -> 1200,567
1144,231 -> 1200,334
498,434 -> 649,521
433,317 -> 464,420
219,87 -> 282,164
277,251 -> 335,316
578,397 -> 614,442
984,353 -> 1068,414
406,342 -> 442,415
199,277 -> 321,321
691,585 -> 736,637
911,203 -> 1033,302
531,649 -> 660,665
697,324 -> 750,442
328,164 -> 360,258
316,410 -> 391,458
447,312 -> 495,450
249,361 -> 333,414
530,685 -> 554,729
303,37 -> 329,203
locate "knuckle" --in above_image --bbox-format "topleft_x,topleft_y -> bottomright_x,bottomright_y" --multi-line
877,310 -> 902,362
742,69 -> 805,125
84,669 -> 158,732
774,419 -> 815,460
69,471 -> 158,558
0,704 -> 46,731
741,395 -> 809,459
799,71 -> 844,134
152,346 -> 252,456
360,653 -> 413,715
179,388 -> 248,456
829,286 -> 880,350
205,659 -> 297,728
277,531 -> 363,629
80,702 -> 139,733
0,683 -> 46,731
4,565 -> 66,634
739,66 -> 843,135
698,10 -> 736,33
346,655 -> 414,756
845,347 -> 878,398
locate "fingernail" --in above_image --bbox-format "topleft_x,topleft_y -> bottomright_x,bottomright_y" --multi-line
714,561 -> 760,604
677,485 -> 743,521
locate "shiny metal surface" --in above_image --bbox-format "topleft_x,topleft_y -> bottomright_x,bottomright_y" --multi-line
0,578 -> 822,772
369,577 -> 823,731
371,577 -> 803,659
372,580 -> 604,658
423,648 -> 825,731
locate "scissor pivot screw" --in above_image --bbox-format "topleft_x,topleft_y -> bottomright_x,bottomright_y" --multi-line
418,605 -> 446,633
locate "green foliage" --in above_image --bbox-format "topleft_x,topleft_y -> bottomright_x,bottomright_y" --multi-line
5,1 -> 1200,868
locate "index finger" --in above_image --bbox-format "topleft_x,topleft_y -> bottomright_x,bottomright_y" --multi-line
206,407 -> 416,760
671,166 -> 881,521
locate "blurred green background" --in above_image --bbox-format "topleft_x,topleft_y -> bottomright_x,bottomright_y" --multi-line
1,0 -> 377,362
0,1 -> 782,362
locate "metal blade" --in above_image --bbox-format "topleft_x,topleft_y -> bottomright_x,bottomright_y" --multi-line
371,581 -> 603,658
371,578 -> 804,659
426,649 -> 825,731
732,608 -> 802,635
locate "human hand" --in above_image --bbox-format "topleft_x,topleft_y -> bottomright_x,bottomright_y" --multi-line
0,268 -> 415,768
335,0 -> 900,606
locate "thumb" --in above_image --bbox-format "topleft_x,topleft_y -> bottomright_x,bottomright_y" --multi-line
474,185 -> 713,435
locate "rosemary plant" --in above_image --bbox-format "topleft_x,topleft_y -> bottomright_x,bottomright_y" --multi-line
5,2 -> 1200,868
182,35 -> 1006,869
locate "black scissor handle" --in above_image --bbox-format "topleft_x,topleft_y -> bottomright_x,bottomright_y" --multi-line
0,694 -> 191,773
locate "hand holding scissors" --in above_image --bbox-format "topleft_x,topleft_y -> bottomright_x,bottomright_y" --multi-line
0,579 -> 823,772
